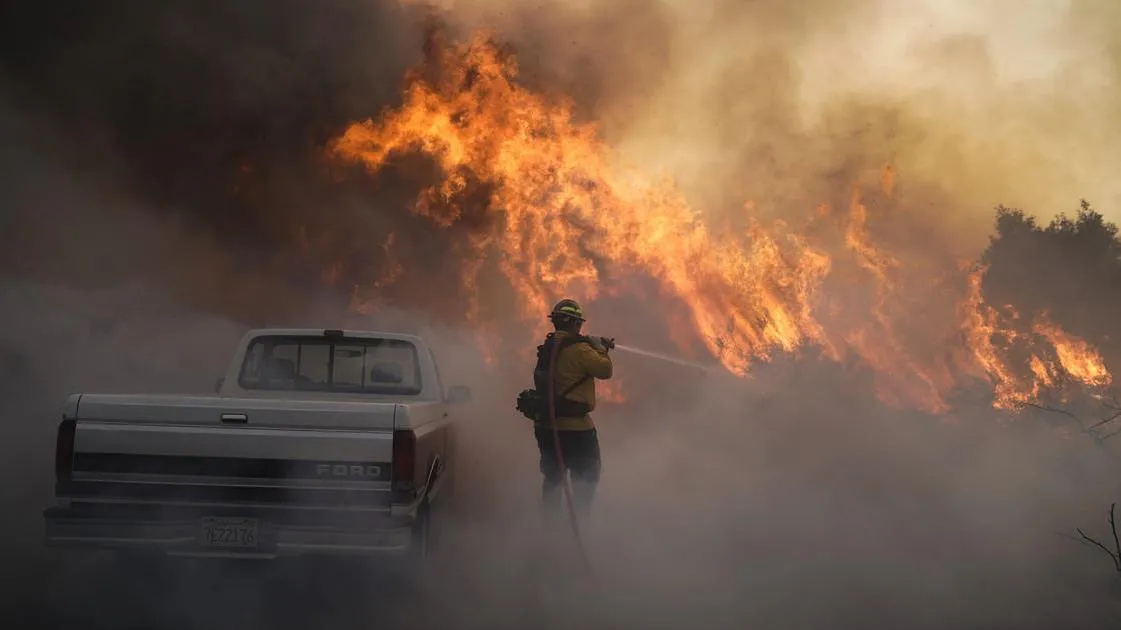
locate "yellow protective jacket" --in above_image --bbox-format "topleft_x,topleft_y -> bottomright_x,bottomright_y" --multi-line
537,331 -> 614,431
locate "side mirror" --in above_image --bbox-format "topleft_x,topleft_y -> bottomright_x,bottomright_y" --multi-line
214,377 -> 225,394
446,385 -> 472,404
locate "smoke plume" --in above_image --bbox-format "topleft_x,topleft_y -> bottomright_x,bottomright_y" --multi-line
423,0 -> 1121,233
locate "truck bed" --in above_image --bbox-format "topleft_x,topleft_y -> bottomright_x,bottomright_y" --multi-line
46,393 -> 415,558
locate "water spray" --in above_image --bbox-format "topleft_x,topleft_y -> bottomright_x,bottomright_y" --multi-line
612,343 -> 723,373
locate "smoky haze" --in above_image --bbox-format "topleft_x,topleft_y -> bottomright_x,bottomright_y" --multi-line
424,0 -> 1121,255
2,1 -> 1121,629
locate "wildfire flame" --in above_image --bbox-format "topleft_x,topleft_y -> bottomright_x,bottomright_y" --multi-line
328,29 -> 1112,413
598,379 -> 626,405
956,266 -> 1111,409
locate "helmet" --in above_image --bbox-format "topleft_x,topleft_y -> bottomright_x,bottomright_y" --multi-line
549,298 -> 585,322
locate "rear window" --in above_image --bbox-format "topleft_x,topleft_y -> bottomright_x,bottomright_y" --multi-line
237,336 -> 422,395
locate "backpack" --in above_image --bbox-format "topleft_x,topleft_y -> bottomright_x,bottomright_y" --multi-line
514,333 -> 594,421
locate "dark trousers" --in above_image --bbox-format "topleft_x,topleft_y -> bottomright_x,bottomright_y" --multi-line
534,426 -> 601,522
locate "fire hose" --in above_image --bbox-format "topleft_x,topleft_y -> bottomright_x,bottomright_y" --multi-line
541,338 -> 714,571
545,337 -> 591,571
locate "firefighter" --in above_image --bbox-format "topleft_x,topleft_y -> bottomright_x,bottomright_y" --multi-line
531,298 -> 614,524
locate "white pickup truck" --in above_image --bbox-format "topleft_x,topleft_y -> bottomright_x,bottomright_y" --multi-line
43,328 -> 470,564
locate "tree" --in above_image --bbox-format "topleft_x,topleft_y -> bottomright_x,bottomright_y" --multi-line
980,200 -> 1121,372
1068,503 -> 1121,577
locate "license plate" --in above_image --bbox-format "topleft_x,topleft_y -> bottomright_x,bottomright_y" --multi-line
200,517 -> 260,549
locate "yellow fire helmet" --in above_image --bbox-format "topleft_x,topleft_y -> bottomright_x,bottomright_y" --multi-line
549,298 -> 585,322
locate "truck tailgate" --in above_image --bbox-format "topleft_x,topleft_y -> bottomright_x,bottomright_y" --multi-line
62,394 -> 399,511
74,393 -> 399,430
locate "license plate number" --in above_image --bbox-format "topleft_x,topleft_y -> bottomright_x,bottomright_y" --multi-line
200,517 -> 259,548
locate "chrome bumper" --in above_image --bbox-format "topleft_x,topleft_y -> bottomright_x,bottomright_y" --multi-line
43,506 -> 415,559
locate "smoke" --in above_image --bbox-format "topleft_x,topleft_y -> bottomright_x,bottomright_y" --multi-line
421,0 -> 1121,249
4,1 -> 1121,628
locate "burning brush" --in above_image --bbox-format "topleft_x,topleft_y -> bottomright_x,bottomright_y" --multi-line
327,24 -> 1114,416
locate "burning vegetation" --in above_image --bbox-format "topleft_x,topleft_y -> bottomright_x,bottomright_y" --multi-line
327,27 -> 1112,415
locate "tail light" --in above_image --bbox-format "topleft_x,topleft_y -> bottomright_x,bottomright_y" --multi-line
54,417 -> 77,482
392,429 -> 416,495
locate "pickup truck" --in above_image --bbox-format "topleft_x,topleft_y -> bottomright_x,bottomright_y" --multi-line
43,328 -> 470,565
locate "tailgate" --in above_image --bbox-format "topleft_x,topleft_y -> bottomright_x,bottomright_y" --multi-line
61,394 -> 398,511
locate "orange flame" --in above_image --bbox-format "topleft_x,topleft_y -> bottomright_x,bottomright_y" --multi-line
328,31 -> 1112,413
598,379 -> 626,405
330,33 -> 833,371
956,266 -> 1111,409
1034,317 -> 1111,389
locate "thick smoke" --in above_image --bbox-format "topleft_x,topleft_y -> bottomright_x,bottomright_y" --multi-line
424,0 -> 1121,248
4,1 -> 1121,628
